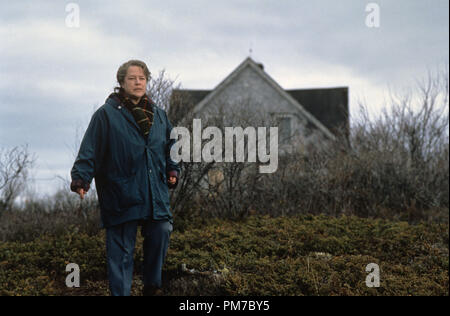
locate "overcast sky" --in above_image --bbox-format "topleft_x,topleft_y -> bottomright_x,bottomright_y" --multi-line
0,0 -> 448,197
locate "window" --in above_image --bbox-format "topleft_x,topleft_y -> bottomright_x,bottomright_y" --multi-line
277,116 -> 292,144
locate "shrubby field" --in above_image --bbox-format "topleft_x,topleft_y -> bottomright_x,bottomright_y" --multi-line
0,214 -> 448,296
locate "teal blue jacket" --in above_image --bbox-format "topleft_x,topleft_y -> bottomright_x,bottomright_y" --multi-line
71,94 -> 180,228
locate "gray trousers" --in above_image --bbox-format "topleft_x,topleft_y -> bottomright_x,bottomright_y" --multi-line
105,219 -> 172,296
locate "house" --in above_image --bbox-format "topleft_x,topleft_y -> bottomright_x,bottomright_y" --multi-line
169,57 -> 349,156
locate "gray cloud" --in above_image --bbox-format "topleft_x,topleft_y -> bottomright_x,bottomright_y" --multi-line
0,0 -> 448,196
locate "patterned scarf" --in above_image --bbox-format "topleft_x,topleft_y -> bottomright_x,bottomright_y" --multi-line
112,90 -> 155,137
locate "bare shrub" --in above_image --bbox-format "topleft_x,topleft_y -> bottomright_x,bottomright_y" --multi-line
148,69 -> 181,112
170,98 -> 279,222
251,68 -> 449,222
172,67 -> 448,224
347,68 -> 449,220
0,179 -> 101,242
0,145 -> 35,212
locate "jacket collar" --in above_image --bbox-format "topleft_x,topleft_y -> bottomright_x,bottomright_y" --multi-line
105,93 -> 141,134
105,93 -> 162,143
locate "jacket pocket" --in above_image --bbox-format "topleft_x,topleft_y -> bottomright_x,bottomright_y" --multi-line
101,174 -> 144,214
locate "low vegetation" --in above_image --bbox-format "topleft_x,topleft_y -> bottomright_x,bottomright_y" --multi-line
0,214 -> 448,296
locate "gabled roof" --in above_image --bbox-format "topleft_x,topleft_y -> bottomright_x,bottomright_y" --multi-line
169,58 -> 349,140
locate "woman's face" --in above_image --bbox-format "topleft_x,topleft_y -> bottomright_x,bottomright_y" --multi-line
122,66 -> 147,100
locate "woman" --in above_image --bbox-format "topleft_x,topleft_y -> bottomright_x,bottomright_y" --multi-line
70,59 -> 180,296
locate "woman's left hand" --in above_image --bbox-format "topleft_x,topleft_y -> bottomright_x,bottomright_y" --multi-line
168,176 -> 177,185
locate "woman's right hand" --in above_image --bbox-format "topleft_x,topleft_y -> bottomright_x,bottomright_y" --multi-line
76,188 -> 85,200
